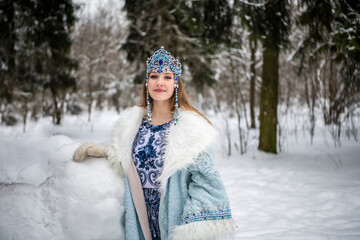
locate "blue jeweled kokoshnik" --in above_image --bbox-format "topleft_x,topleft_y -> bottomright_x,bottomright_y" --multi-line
146,46 -> 182,125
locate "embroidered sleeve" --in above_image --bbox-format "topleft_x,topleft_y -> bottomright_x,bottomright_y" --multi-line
170,149 -> 236,240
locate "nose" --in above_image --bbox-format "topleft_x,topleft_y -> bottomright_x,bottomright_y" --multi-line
156,75 -> 165,86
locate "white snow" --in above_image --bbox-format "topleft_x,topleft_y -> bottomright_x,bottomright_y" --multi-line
1,109 -> 360,239
0,112 -> 124,240
217,141 -> 360,239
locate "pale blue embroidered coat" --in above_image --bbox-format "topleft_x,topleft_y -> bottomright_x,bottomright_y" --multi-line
105,106 -> 236,240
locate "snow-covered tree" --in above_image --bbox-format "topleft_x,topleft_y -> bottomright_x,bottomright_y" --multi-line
236,0 -> 292,153
71,0 -> 132,120
295,0 -> 360,143
0,0 -> 78,126
122,0 -> 233,93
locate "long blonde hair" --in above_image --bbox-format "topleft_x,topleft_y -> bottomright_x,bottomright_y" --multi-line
139,77 -> 211,125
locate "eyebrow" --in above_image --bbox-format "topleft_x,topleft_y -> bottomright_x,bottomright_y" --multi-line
149,71 -> 173,75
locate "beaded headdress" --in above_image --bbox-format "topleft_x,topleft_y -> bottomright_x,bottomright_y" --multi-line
146,46 -> 182,124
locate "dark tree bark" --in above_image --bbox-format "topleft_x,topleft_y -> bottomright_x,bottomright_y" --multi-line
51,88 -> 62,125
258,48 -> 279,153
2,1 -> 16,102
249,37 -> 257,129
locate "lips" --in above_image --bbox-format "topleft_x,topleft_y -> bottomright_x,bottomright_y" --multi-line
154,89 -> 166,92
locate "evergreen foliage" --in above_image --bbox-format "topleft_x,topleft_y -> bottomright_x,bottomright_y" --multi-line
0,0 -> 358,153
122,0 -> 232,92
296,0 -> 360,126
0,0 -> 78,125
236,0 -> 292,153
0,0 -> 17,102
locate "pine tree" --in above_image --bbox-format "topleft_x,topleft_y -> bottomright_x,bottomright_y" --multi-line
259,0 -> 291,153
122,0 -> 232,92
0,0 -> 78,125
33,0 -> 78,125
236,0 -> 291,153
297,0 -> 360,129
234,0 -> 265,129
0,0 -> 17,102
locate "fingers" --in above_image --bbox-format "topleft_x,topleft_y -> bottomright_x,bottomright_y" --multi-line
73,143 -> 106,162
87,146 -> 106,157
73,143 -> 94,162
73,147 -> 86,162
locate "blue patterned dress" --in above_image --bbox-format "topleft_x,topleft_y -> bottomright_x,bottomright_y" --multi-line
132,117 -> 173,240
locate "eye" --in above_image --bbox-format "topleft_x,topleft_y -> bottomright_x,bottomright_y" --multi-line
165,76 -> 172,80
150,75 -> 158,79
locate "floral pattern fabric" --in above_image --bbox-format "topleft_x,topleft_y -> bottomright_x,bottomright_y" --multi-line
144,188 -> 161,240
132,117 -> 173,239
132,117 -> 173,188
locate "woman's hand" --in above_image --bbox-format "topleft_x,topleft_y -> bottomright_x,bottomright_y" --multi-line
73,143 -> 106,162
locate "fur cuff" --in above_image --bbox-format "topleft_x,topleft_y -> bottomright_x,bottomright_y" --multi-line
170,218 -> 236,240
104,143 -> 124,178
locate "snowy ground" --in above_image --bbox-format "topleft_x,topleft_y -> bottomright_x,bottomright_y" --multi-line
1,109 -> 360,239
219,138 -> 360,240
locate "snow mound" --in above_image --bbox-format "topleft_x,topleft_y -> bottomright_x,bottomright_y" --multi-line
0,135 -> 76,186
0,156 -> 125,240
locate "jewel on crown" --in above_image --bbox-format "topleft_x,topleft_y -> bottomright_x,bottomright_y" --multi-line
146,46 -> 182,77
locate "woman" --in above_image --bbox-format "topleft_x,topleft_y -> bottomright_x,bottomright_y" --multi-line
73,47 -> 236,240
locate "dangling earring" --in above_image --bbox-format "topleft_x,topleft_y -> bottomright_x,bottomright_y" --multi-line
174,76 -> 179,125
145,47 -> 182,124
146,75 -> 152,122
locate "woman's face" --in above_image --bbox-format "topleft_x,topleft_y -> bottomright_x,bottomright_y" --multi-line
148,70 -> 175,103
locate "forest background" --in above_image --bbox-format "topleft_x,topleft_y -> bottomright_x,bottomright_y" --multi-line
1,0 -> 359,155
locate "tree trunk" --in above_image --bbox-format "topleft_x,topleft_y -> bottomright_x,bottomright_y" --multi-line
328,56 -> 335,125
229,48 -> 246,154
51,88 -> 62,125
250,37 -> 257,129
22,100 -> 28,133
305,70 -> 316,144
225,116 -> 231,156
4,1 -> 16,102
87,69 -> 93,122
236,107 -> 244,154
258,48 -> 278,153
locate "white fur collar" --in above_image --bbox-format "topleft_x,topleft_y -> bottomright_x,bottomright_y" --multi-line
109,106 -> 218,190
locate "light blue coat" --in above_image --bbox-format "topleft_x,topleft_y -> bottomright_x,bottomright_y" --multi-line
106,107 -> 235,240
